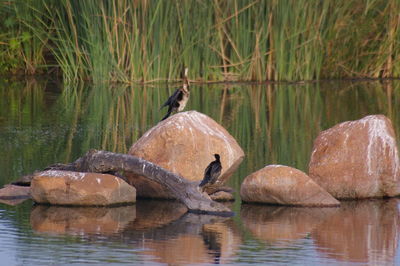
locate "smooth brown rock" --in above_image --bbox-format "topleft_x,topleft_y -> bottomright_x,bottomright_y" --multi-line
30,205 -> 136,235
0,184 -> 30,199
31,170 -> 136,206
0,184 -> 31,205
309,115 -> 400,199
240,165 -> 340,206
241,204 -> 338,243
312,199 -> 400,264
210,191 -> 235,202
126,111 -> 244,198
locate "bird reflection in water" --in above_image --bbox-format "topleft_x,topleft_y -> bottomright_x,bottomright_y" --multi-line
201,227 -> 223,264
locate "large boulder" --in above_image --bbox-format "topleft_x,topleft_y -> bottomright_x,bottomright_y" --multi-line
126,111 -> 244,198
240,165 -> 339,206
31,170 -> 136,206
309,115 -> 400,199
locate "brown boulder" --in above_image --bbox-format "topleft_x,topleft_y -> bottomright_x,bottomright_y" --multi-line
240,165 -> 339,206
31,170 -> 136,206
209,191 -> 234,201
0,184 -> 30,199
309,115 -> 400,199
0,184 -> 31,205
126,111 -> 244,198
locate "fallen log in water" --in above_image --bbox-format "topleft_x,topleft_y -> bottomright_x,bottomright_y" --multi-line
42,149 -> 233,215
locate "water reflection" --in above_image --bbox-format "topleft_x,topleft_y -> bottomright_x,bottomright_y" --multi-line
135,214 -> 240,265
125,201 -> 240,264
241,204 -> 338,244
30,205 -> 136,236
312,198 -> 400,264
29,200 -> 241,264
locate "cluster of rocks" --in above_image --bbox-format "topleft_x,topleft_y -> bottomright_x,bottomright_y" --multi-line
1,112 -> 398,207
241,114 -> 400,206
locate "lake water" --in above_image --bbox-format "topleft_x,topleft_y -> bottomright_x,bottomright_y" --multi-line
0,78 -> 399,265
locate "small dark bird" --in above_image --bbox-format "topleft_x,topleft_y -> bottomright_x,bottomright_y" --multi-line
199,154 -> 222,189
160,68 -> 190,121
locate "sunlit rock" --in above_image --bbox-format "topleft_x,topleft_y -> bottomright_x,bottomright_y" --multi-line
309,115 -> 400,199
241,204 -> 338,243
240,165 -> 339,206
31,170 -> 136,206
209,191 -> 235,201
30,205 -> 136,235
312,199 -> 400,264
0,184 -> 30,199
126,111 -> 244,198
0,184 -> 31,205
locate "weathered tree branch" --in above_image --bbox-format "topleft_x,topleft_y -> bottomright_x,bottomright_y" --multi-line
46,150 -> 233,215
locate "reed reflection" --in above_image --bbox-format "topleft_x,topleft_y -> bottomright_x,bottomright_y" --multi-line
312,199 -> 400,264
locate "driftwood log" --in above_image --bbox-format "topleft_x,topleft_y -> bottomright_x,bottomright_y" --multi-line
44,149 -> 233,215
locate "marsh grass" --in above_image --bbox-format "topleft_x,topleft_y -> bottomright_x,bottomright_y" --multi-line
3,1 -> 400,83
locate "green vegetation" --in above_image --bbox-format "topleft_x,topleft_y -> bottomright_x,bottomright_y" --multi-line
1,0 -> 400,83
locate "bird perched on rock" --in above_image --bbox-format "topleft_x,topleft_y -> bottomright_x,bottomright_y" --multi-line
199,154 -> 222,190
160,68 -> 190,121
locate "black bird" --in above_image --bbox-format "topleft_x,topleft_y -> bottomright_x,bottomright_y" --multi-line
160,68 -> 190,121
199,154 -> 222,189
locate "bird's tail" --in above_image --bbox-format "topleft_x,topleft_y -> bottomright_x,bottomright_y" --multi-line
199,178 -> 207,187
160,101 -> 168,110
161,109 -> 172,121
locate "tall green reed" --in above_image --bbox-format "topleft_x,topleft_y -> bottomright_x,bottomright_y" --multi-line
3,0 -> 400,82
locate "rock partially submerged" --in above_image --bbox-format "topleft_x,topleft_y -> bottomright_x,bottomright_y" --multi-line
31,170 -> 136,206
0,184 -> 30,199
0,184 -> 31,205
309,115 -> 400,199
240,165 -> 339,207
126,111 -> 244,199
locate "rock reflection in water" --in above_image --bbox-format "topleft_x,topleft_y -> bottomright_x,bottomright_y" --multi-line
30,204 -> 136,236
312,199 -> 400,264
128,200 -> 187,231
29,200 -> 241,264
126,200 -> 240,264
241,204 -> 338,244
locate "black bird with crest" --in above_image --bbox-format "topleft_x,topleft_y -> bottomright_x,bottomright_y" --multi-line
160,67 -> 190,121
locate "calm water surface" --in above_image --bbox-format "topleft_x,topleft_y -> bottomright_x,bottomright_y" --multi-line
0,78 -> 399,265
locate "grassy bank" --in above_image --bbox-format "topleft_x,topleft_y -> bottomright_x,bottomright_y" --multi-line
1,0 -> 400,83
